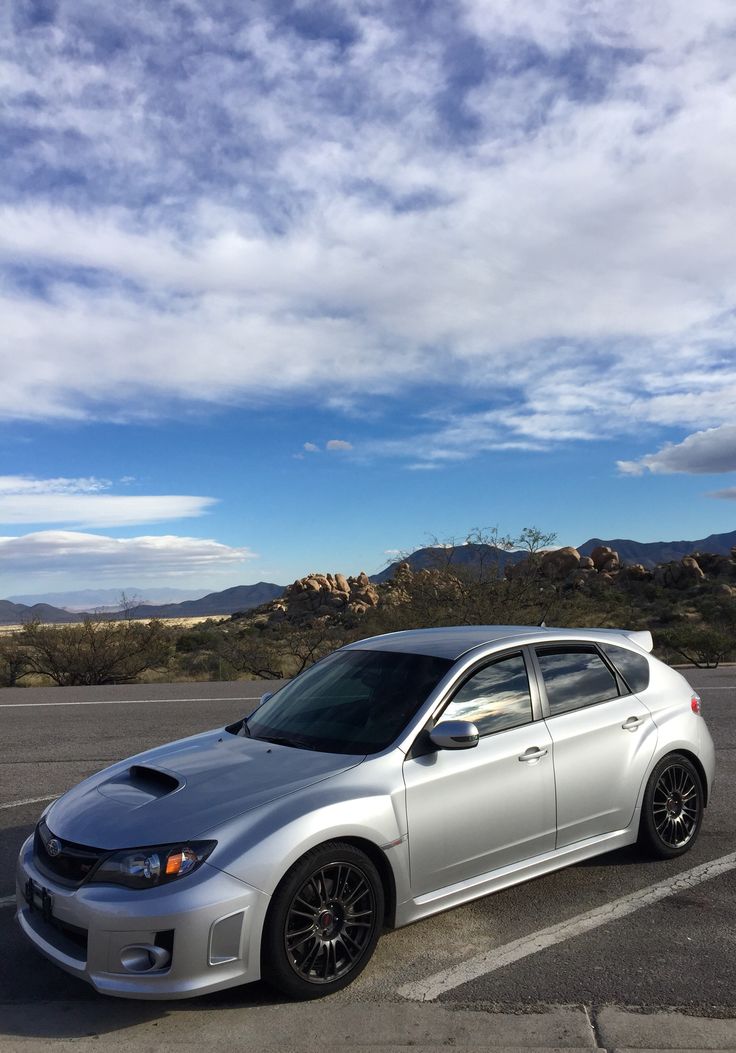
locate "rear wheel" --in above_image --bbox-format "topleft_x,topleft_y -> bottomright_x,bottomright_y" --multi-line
261,842 -> 384,999
639,753 -> 703,859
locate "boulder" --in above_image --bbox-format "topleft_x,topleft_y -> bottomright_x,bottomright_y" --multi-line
622,563 -> 652,582
654,557 -> 706,589
579,556 -> 595,570
590,545 -> 619,570
691,552 -> 732,578
540,547 -> 581,579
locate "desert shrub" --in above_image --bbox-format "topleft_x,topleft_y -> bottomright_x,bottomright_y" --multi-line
0,635 -> 31,686
20,617 -> 171,686
657,625 -> 735,668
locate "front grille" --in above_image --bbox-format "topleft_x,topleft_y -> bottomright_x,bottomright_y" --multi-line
34,820 -> 106,887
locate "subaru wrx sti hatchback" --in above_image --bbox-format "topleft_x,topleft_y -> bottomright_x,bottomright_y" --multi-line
16,626 -> 715,999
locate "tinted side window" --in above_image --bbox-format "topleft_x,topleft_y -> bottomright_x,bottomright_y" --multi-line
599,643 -> 650,694
536,647 -> 619,716
442,653 -> 533,735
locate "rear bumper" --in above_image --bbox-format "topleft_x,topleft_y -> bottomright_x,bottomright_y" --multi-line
699,719 -> 717,803
15,835 -> 270,999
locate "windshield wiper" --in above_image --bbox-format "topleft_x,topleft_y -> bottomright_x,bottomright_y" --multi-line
257,734 -> 319,751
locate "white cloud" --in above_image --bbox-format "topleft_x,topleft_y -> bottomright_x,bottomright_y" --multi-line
0,531 -> 255,581
0,476 -> 216,527
0,494 -> 216,528
710,488 -> 736,500
618,425 -> 736,475
0,475 -> 110,495
325,439 -> 353,451
2,1 -> 736,468
303,442 -> 319,453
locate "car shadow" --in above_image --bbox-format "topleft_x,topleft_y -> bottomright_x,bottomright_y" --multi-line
574,844 -> 643,867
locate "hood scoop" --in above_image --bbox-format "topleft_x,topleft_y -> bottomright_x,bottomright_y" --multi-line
96,764 -> 183,807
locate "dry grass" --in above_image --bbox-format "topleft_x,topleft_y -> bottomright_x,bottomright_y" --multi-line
0,614 -> 229,636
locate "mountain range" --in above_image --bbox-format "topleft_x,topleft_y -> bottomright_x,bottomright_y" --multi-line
577,530 -> 736,568
0,583 -> 284,626
1,529 -> 734,625
6,587 -> 205,612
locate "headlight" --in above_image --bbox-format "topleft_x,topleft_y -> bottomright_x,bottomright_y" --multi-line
89,841 -> 216,889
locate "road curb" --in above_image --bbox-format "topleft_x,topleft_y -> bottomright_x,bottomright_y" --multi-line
597,1008 -> 736,1050
0,1003 -> 596,1048
1,1002 -> 735,1050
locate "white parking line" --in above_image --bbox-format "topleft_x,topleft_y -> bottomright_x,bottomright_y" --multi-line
0,895 -> 16,909
0,794 -> 59,811
0,695 -> 261,708
399,850 -> 736,1001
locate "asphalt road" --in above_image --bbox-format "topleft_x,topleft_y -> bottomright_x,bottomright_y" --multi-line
1,669 -> 735,1045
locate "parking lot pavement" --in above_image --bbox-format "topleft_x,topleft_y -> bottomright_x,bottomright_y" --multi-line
0,669 -> 734,1048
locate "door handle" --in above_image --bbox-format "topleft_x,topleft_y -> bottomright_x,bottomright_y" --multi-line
518,746 -> 548,762
622,715 -> 643,731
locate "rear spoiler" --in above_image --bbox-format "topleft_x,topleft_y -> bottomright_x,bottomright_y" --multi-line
621,630 -> 653,652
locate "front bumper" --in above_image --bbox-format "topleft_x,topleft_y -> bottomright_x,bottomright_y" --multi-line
15,835 -> 270,999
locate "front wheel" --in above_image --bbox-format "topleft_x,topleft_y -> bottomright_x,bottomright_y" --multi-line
261,842 -> 384,999
639,753 -> 704,859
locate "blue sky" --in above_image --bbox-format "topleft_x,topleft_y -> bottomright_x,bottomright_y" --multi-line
1,0 -> 736,597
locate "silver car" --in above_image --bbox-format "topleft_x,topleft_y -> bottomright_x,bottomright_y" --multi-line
16,625 -> 715,1000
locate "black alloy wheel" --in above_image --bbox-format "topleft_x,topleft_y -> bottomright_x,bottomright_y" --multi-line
639,753 -> 704,859
262,842 -> 384,999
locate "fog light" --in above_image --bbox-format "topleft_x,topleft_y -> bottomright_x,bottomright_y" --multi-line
120,943 -> 171,973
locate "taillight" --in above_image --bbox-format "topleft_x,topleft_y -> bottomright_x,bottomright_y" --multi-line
691,694 -> 702,715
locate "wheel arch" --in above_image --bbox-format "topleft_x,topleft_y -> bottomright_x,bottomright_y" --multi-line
265,835 -> 398,930
665,748 -> 709,807
337,836 -> 397,928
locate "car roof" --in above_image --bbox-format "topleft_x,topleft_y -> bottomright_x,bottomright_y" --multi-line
343,625 -> 653,661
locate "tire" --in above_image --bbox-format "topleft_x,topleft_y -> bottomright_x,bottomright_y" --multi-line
638,753 -> 704,859
261,841 -> 384,999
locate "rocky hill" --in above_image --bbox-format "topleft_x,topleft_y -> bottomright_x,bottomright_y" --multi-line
252,572 -> 380,626
578,529 -> 736,569
246,542 -> 736,630
507,543 -> 736,594
375,529 -> 736,581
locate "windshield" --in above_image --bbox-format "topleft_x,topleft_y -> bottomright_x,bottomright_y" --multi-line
245,648 -> 453,755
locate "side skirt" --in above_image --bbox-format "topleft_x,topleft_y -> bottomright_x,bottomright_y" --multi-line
394,826 -> 639,928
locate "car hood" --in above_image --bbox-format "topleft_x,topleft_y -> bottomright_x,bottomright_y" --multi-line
45,729 -> 363,850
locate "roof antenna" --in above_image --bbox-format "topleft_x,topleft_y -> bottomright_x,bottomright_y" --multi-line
538,619 -> 546,627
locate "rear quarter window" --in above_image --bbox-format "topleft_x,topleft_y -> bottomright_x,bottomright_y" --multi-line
599,643 -> 651,694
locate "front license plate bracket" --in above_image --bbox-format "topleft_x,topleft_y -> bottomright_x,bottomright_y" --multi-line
25,877 -> 54,922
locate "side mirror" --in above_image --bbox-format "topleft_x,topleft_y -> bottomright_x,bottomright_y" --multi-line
429,720 -> 479,750
259,692 -> 273,706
